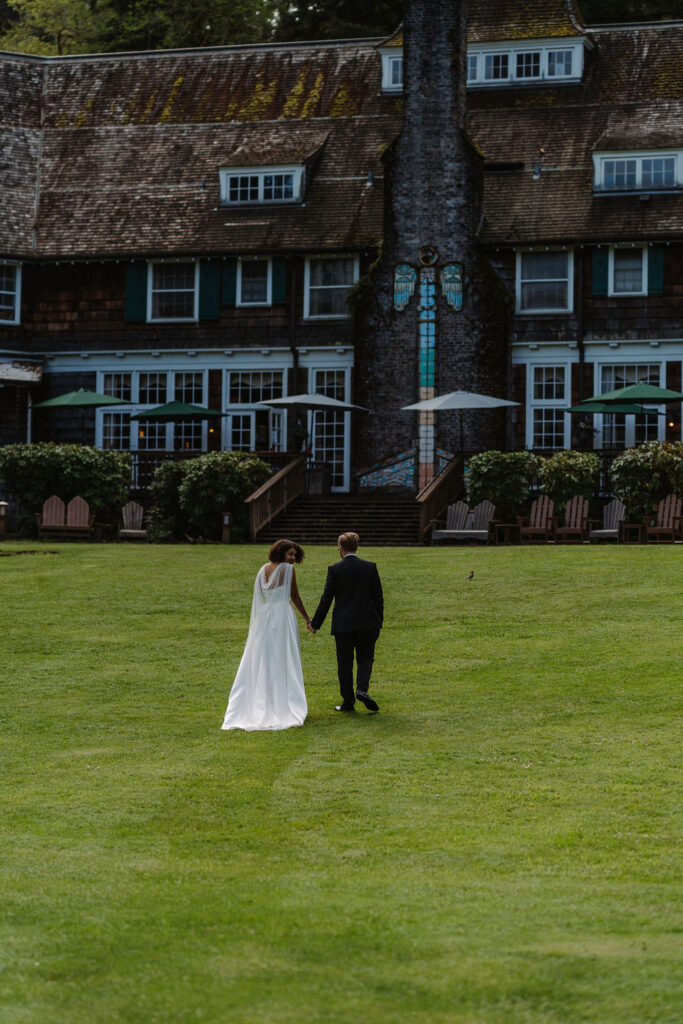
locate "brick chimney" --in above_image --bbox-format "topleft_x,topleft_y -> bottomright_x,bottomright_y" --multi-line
354,0 -> 509,489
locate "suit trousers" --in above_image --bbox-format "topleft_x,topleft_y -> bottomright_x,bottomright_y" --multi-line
334,630 -> 378,706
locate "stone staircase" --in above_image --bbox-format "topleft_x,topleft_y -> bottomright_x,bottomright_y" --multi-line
256,494 -> 422,546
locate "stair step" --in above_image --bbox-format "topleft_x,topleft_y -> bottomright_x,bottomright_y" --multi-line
256,494 -> 423,546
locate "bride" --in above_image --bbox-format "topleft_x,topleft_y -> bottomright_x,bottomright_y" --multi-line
222,539 -> 311,731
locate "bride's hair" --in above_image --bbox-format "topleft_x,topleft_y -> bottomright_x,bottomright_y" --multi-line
268,539 -> 305,563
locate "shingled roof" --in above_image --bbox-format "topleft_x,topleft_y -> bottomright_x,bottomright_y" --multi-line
0,11 -> 681,259
470,23 -> 683,244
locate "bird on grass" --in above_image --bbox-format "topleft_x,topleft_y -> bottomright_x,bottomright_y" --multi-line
466,570 -> 474,581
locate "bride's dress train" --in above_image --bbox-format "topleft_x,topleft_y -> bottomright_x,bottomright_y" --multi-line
222,561 -> 307,731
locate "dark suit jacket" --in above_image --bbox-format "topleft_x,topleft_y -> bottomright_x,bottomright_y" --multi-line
311,554 -> 384,635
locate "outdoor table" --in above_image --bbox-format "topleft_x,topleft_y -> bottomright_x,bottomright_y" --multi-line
621,522 -> 643,544
494,522 -> 521,545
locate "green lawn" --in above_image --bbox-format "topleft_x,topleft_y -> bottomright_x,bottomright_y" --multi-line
1,540 -> 681,1024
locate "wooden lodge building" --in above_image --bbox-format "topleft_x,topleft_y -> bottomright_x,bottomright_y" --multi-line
1,0 -> 682,497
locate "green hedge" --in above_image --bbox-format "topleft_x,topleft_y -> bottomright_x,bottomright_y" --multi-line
466,450 -> 542,519
610,441 -> 683,520
539,450 -> 600,511
149,451 -> 271,542
0,443 -> 131,536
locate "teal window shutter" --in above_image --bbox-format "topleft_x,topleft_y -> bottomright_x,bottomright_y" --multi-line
272,258 -> 287,304
222,258 -> 237,306
592,249 -> 608,296
125,262 -> 147,321
648,246 -> 664,295
199,261 -> 221,320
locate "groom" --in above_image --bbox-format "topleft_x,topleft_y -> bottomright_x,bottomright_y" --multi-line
309,532 -> 384,713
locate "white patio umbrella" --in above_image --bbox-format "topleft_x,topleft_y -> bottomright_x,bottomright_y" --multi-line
402,389 -> 519,454
258,392 -> 369,456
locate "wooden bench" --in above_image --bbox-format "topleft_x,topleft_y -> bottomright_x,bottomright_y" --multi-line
36,495 -> 94,540
432,500 -> 495,544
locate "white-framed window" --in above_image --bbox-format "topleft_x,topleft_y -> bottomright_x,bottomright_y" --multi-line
219,166 -> 304,205
379,50 -> 403,91
547,49 -> 573,77
175,371 -> 204,404
608,247 -> 648,296
594,151 -> 681,192
148,261 -> 198,322
467,39 -> 584,86
237,258 -> 272,307
516,249 -> 573,313
484,53 -> 509,81
312,368 -> 349,490
0,262 -> 21,324
229,412 -> 254,451
228,370 -> 284,405
528,364 -> 568,449
304,256 -> 359,319
99,369 -> 208,451
598,364 -> 662,448
138,372 -> 168,405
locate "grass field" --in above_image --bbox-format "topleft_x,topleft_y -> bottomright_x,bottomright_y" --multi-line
1,540 -> 681,1024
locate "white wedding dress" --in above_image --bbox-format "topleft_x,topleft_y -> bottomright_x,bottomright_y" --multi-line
222,561 -> 308,731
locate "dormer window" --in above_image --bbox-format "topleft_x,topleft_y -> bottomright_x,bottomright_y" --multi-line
220,166 -> 304,205
467,39 -> 584,87
380,51 -> 403,92
594,151 -> 681,193
0,262 -> 21,324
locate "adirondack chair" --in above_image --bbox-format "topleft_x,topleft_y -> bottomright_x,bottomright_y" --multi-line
431,500 -> 468,543
65,496 -> 95,539
119,500 -> 148,540
554,494 -> 589,543
588,499 -> 626,542
644,494 -> 682,543
35,495 -> 66,538
517,495 -> 554,543
432,500 -> 495,544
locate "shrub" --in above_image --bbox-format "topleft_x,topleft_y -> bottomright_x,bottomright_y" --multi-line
610,441 -> 683,520
147,459 -> 191,542
148,451 -> 271,542
539,450 -> 600,511
0,442 -> 130,535
466,450 -> 542,519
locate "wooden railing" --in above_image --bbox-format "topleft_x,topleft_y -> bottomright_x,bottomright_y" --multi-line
415,456 -> 466,541
129,449 -> 297,495
245,455 -> 307,541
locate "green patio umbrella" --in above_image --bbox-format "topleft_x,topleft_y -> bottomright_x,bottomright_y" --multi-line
128,401 -> 227,423
32,388 -> 130,443
585,383 -> 683,409
565,401 -> 663,415
32,388 -> 129,408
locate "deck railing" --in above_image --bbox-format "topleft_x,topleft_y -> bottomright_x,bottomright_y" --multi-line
415,456 -> 466,541
245,455 -> 307,541
129,450 -> 296,495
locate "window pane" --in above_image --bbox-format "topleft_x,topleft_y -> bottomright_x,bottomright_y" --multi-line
613,250 -> 643,293
390,57 -> 403,85
231,414 -> 252,450
174,420 -> 202,450
102,412 -> 130,449
601,364 -> 659,390
533,408 -> 565,448
516,52 -> 540,78
229,371 -> 283,405
603,159 -> 636,189
308,258 -> 356,317
137,421 -> 166,450
547,50 -> 572,76
522,282 -> 568,310
521,252 -> 568,280
533,366 -> 565,400
103,373 -> 131,401
484,53 -> 509,80
139,372 -> 167,405
240,261 -> 269,303
642,157 -> 675,188
175,372 -> 203,404
309,258 -> 355,288
467,55 -> 477,81
151,263 -> 195,319
0,265 -> 17,320
263,174 -> 293,201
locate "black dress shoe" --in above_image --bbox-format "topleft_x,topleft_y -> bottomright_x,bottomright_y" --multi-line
356,690 -> 379,712
335,703 -> 355,712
